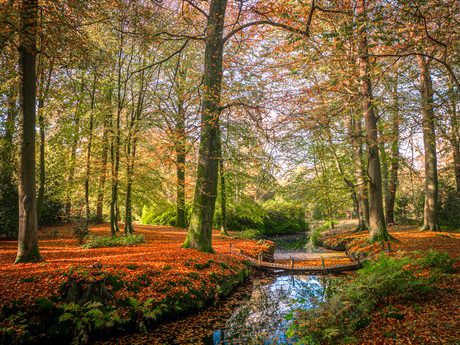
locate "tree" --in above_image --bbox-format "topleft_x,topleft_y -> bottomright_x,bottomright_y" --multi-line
15,0 -> 43,263
384,75 -> 400,225
356,0 -> 392,243
417,56 -> 441,231
182,0 -> 228,253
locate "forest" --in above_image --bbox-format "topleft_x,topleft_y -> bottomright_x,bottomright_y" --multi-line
1,0 -> 460,344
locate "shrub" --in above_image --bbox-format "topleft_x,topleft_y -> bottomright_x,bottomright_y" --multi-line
438,182 -> 460,230
231,228 -> 261,240
215,197 -> 309,235
308,226 -> 323,248
72,223 -> 89,244
39,192 -> 66,224
83,234 -> 146,249
0,170 -> 18,237
141,202 -> 192,227
260,198 -> 309,235
416,249 -> 455,273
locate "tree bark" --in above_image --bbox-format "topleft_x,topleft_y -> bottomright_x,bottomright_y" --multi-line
96,112 -> 109,224
349,113 -> 369,231
417,56 -> 441,232
85,73 -> 97,225
385,79 -> 400,225
220,156 -> 229,236
15,0 -> 42,263
124,75 -> 144,235
176,113 -> 187,229
182,0 -> 228,253
124,133 -> 135,235
110,108 -> 121,236
111,22 -> 127,236
357,0 -> 391,243
446,75 -> 460,194
36,61 -> 53,223
65,96 -> 82,219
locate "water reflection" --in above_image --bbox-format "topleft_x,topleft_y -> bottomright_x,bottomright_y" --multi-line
205,275 -> 324,344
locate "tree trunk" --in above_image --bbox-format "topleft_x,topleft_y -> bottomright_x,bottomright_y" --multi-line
357,0 -> 391,243
85,74 -> 97,225
65,107 -> 81,219
386,79 -> 400,225
15,0 -> 42,263
447,75 -> 460,194
176,95 -> 187,229
349,113 -> 369,231
124,135 -> 134,235
36,62 -> 53,223
110,108 -> 120,236
96,113 -> 109,224
37,100 -> 45,222
182,0 -> 228,253
417,56 -> 441,232
220,157 -> 229,236
111,23 -> 126,236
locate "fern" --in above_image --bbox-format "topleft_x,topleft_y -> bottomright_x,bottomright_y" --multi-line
128,297 -> 140,309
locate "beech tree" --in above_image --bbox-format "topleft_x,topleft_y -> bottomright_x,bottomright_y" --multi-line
417,56 -> 441,231
182,0 -> 227,252
15,0 -> 42,263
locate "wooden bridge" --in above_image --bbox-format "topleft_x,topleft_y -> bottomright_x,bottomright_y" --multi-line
230,250 -> 363,275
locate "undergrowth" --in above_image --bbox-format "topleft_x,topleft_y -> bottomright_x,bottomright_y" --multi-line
82,234 -> 146,249
286,251 -> 458,344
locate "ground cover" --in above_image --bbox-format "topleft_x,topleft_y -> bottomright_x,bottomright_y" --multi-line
0,223 -> 272,344
316,223 -> 460,344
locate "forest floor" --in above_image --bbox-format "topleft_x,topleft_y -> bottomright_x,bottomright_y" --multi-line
0,223 -> 272,344
1,222 -> 460,344
322,222 -> 460,344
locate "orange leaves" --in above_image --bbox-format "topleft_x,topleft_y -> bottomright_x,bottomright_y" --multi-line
0,223 -> 258,309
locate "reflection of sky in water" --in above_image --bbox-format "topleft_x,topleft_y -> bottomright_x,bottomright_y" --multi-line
209,275 -> 324,344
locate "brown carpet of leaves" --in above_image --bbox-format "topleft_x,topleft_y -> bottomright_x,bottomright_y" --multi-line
2,222 -> 460,344
0,223 -> 269,309
324,224 -> 460,345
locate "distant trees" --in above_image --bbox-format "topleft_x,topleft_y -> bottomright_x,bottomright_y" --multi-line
2,0 -> 460,263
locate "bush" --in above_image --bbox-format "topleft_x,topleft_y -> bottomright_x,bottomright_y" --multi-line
0,171 -> 18,237
308,226 -> 323,248
416,249 -> 455,273
39,192 -> 66,224
141,202 -> 192,227
260,198 -> 309,235
83,234 -> 146,249
214,197 -> 309,235
231,228 -> 261,240
438,183 -> 460,230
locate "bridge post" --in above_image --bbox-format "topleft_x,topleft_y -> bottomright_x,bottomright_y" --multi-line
229,243 -> 232,253
321,256 -> 326,274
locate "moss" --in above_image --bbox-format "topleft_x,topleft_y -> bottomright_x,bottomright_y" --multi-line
14,243 -> 44,264
106,274 -> 124,292
187,272 -> 200,280
35,297 -> 53,312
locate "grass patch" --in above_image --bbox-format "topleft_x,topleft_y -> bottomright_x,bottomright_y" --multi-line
82,234 -> 146,249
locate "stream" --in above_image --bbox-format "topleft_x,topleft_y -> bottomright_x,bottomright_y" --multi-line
93,272 -> 326,345
94,237 -> 335,344
201,274 -> 325,344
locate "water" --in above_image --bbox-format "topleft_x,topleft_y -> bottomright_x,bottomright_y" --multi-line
203,275 -> 325,344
